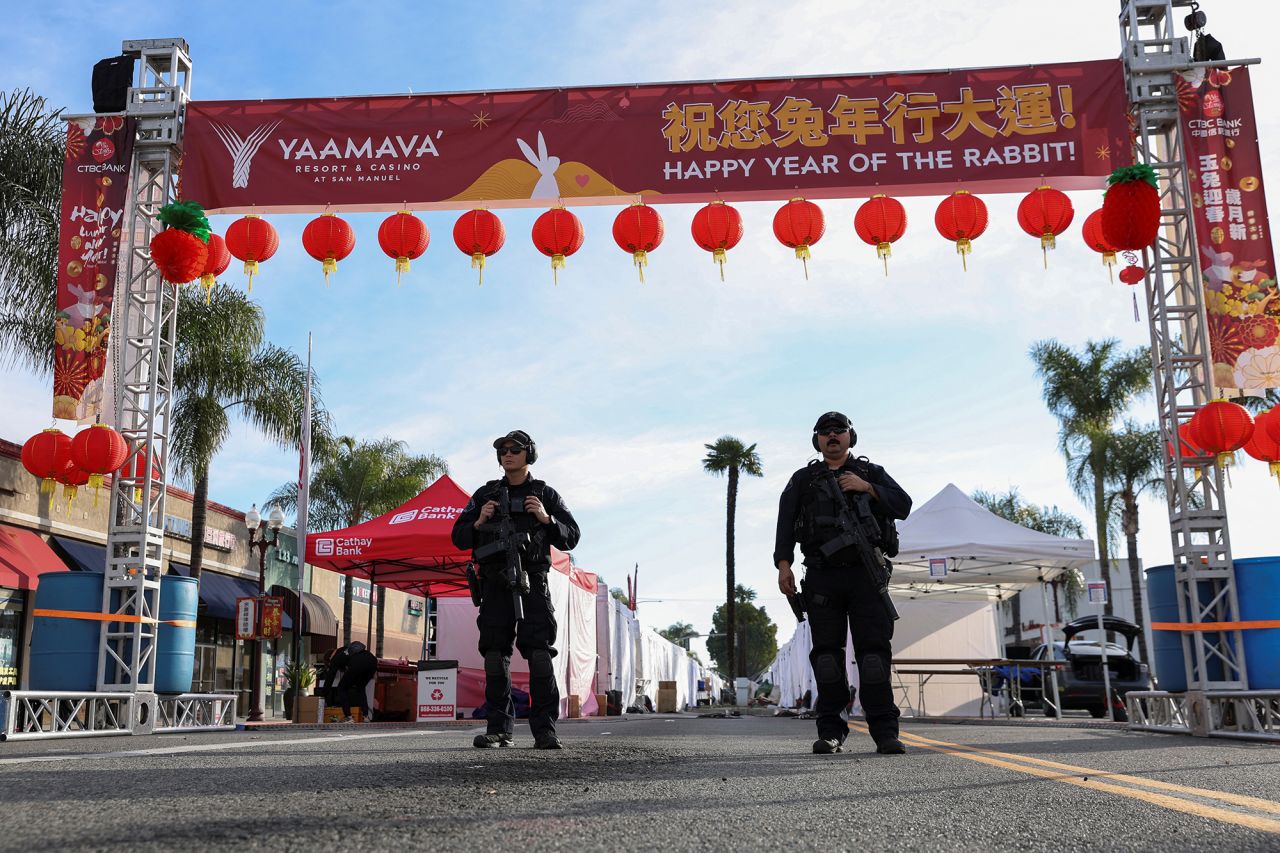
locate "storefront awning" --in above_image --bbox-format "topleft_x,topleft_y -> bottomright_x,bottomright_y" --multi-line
0,525 -> 72,590
50,536 -> 106,572
269,584 -> 338,637
196,569 -> 293,629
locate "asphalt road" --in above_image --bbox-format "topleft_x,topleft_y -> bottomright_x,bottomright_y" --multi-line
1,715 -> 1277,852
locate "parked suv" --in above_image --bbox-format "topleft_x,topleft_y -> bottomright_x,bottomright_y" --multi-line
1025,616 -> 1151,720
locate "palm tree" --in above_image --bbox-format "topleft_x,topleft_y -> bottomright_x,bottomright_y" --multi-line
171,283 -> 331,582
1103,421 -> 1164,663
1030,339 -> 1151,616
268,435 -> 447,649
701,436 -> 763,683
0,89 -> 63,374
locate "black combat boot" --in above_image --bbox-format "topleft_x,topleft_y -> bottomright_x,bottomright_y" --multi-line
473,733 -> 514,748
812,737 -> 843,754
534,734 -> 564,750
875,735 -> 906,755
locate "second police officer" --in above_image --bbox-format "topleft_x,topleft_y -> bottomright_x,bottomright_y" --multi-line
451,430 -> 580,750
774,411 -> 912,755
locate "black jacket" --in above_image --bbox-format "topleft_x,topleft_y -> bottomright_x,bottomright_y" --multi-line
451,476 -> 580,570
773,455 -> 911,568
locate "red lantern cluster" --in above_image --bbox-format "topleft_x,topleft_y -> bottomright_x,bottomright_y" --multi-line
691,201 -> 744,281
854,195 -> 907,275
453,209 -> 505,286
935,190 -> 988,270
1190,399 -> 1254,467
612,203 -> 664,283
532,207 -> 585,284
377,212 -> 430,285
21,429 -> 72,495
1017,185 -> 1074,267
772,198 -> 825,279
225,215 -> 280,292
302,214 -> 356,285
21,424 -> 131,509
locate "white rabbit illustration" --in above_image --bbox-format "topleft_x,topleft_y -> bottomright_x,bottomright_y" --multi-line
66,282 -> 103,327
1201,245 -> 1235,291
517,132 -> 561,199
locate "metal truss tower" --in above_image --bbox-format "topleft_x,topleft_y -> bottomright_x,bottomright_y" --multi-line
1118,1 -> 1267,738
97,39 -> 192,708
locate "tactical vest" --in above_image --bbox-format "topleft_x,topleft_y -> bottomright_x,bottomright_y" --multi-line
476,478 -> 551,567
795,460 -> 900,559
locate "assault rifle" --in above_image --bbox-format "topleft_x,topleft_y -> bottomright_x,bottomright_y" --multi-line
814,469 -> 899,621
471,485 -> 531,621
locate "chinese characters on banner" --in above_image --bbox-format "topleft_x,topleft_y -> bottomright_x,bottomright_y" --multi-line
236,597 -> 258,640
260,596 -> 284,639
180,60 -> 1130,213
1178,67 -> 1279,389
53,116 -> 135,421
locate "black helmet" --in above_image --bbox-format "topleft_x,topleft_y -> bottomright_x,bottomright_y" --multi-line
812,411 -> 857,450
493,429 -> 538,464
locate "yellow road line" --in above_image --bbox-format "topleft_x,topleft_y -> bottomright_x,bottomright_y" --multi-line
847,724 -> 1280,834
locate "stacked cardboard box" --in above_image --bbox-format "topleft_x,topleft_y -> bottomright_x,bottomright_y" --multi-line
294,695 -> 324,724
657,680 -> 678,713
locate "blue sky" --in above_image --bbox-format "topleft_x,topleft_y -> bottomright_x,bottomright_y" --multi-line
4,1 -> 1279,662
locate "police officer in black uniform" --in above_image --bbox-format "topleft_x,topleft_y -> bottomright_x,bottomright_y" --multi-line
774,412 -> 912,755
451,430 -> 580,750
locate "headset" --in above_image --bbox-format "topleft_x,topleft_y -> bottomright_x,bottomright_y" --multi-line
494,430 -> 538,464
811,411 -> 857,451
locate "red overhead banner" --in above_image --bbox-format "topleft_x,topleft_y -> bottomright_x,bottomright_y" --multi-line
181,60 -> 1131,214
53,116 -> 135,421
1178,67 -> 1280,390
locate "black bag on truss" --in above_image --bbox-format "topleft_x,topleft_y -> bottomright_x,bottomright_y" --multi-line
92,55 -> 135,114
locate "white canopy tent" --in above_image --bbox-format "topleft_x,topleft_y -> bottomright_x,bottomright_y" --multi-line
889,483 -> 1095,602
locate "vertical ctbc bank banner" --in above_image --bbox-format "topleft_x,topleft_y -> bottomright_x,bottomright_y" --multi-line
53,116 -> 135,421
180,59 -> 1131,214
1178,67 -> 1280,389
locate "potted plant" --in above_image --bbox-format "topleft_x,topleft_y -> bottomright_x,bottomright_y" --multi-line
283,661 -> 317,721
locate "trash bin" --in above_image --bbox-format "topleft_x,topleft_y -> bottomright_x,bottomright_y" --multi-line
734,677 -> 749,706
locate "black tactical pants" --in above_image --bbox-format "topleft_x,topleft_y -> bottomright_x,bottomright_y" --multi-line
476,567 -> 559,739
804,561 -> 900,744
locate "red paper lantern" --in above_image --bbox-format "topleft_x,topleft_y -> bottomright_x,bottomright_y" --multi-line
934,190 -> 988,270
1243,409 -> 1280,485
772,198 -> 826,279
21,428 -> 72,495
531,207 -> 584,285
1266,406 -> 1280,445
150,229 -> 209,285
1101,164 -> 1160,251
612,203 -> 664,283
125,445 -> 163,503
70,423 -> 130,502
453,210 -> 506,286
1081,208 -> 1118,282
691,201 -> 744,281
1017,185 -> 1074,267
224,215 -> 280,292
1190,399 -> 1254,467
377,211 -> 430,285
1168,420 -> 1206,464
198,233 -> 231,304
854,194 -> 907,275
1119,265 -> 1146,285
302,214 -> 356,286
55,464 -> 91,510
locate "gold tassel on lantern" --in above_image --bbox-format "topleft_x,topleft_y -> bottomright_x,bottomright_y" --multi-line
1103,251 -> 1116,283
62,483 -> 78,512
395,256 -> 410,287
322,258 -> 337,287
88,472 -> 105,507
40,476 -> 56,496
1040,233 -> 1056,269
956,238 -> 972,271
877,242 -> 892,276
471,252 -> 486,286
632,250 -> 648,283
243,260 -> 259,293
713,248 -> 727,281
795,245 -> 812,280
200,272 -> 216,304
550,253 -> 566,286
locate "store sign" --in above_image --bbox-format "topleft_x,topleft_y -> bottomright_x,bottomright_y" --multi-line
416,665 -> 457,722
337,576 -> 377,606
163,514 -> 236,551
407,599 -> 423,617
260,596 -> 284,639
235,597 -> 258,639
1087,581 -> 1109,605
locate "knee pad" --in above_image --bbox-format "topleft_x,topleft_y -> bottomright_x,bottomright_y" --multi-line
860,653 -> 888,685
484,650 -> 506,677
529,649 -> 554,679
813,652 -> 842,684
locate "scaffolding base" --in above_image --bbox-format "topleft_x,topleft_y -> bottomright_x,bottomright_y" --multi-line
1127,689 -> 1280,742
1,691 -> 235,741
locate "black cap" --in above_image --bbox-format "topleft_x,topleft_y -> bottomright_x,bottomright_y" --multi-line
813,411 -> 851,431
492,430 -> 533,450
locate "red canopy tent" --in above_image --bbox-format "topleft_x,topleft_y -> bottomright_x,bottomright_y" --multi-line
304,474 -> 476,597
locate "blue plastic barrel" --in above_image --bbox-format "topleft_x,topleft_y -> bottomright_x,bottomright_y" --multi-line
156,575 -> 198,694
1234,557 -> 1280,689
1145,565 -> 1187,691
29,572 -> 103,691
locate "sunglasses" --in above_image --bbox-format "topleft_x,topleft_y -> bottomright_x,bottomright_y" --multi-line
815,428 -> 848,437
498,446 -> 527,456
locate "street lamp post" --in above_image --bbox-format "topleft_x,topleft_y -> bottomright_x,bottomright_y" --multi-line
245,503 -> 284,723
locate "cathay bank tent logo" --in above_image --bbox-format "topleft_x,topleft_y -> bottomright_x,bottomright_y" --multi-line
210,120 -> 280,189
314,538 -> 334,556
